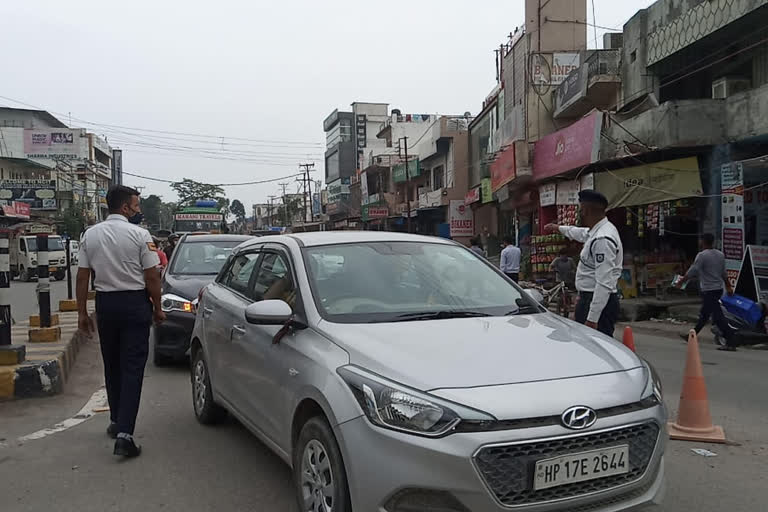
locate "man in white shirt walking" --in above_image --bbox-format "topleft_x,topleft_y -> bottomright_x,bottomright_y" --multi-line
500,235 -> 521,282
545,190 -> 623,337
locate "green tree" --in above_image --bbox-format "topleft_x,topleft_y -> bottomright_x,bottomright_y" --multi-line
170,179 -> 225,207
140,194 -> 163,229
56,204 -> 86,239
230,199 -> 246,221
279,196 -> 303,226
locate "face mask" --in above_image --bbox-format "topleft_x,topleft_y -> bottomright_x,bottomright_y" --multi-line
128,212 -> 144,224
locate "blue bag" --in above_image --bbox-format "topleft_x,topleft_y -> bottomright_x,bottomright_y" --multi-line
721,294 -> 763,326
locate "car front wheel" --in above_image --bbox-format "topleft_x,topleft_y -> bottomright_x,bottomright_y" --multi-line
191,350 -> 226,424
294,416 -> 351,512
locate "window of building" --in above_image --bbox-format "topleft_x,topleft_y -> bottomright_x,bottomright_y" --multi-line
340,119 -> 353,143
433,165 -> 444,190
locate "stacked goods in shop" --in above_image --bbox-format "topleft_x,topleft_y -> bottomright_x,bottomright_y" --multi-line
530,234 -> 568,274
557,204 -> 579,225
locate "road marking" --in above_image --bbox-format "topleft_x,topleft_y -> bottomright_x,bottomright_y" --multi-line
16,387 -> 108,443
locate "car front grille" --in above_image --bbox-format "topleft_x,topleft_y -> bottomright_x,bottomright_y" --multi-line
473,422 -> 660,507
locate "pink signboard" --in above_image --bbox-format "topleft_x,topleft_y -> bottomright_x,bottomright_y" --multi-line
532,112 -> 602,181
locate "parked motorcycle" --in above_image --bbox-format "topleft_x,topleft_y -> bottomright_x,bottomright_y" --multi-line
711,301 -> 768,347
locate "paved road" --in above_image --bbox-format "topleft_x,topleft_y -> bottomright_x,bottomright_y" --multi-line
10,269 -> 78,322
1,331 -> 766,511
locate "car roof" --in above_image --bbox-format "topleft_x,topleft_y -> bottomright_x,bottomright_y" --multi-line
238,231 -> 456,249
179,234 -> 254,243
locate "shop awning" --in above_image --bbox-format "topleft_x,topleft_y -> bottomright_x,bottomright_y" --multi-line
594,157 -> 703,209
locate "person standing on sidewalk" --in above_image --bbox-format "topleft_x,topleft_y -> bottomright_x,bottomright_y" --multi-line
500,235 -> 521,282
469,237 -> 485,258
545,190 -> 623,337
76,185 -> 165,458
677,233 -> 736,351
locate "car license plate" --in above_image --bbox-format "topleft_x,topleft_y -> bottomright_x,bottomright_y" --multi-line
49,266 -> 58,273
534,445 -> 629,490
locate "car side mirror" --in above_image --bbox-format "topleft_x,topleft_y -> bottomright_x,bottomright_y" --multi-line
245,300 -> 293,325
524,289 -> 546,306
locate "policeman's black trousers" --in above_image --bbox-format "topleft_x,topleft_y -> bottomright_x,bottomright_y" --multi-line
95,290 -> 152,435
575,291 -> 620,338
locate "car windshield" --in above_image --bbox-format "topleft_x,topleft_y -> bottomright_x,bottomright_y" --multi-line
26,237 -> 65,252
169,240 -> 242,275
303,241 -> 538,323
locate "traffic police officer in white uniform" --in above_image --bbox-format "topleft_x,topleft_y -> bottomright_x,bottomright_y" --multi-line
546,190 -> 623,337
77,185 -> 165,458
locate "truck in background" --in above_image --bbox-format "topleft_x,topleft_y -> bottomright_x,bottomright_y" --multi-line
7,223 -> 68,281
172,200 -> 225,234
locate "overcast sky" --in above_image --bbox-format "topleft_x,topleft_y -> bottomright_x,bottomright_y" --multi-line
0,0 -> 655,211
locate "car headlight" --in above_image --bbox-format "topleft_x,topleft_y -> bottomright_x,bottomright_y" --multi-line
642,360 -> 663,402
161,293 -> 194,313
338,366 -> 494,437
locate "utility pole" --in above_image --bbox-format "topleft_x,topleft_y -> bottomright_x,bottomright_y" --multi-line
298,163 -> 315,224
398,137 -> 411,233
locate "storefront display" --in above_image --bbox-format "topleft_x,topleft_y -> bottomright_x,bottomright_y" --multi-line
530,234 -> 568,275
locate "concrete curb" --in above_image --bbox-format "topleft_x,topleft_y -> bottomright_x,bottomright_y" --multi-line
0,305 -> 94,401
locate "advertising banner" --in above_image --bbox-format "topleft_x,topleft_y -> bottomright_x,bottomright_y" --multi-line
594,157 -> 703,209
312,193 -> 321,216
0,179 -> 57,210
465,187 -> 481,205
552,53 -> 581,84
24,129 -> 82,159
735,245 -> 768,302
392,160 -> 420,183
490,144 -> 516,192
481,178 -> 493,204
0,201 -> 31,219
555,65 -> 587,113
362,205 -> 389,221
539,183 -> 556,207
449,200 -> 473,237
556,180 -> 580,205
532,112 -> 602,181
722,162 -> 745,287
360,171 -> 369,205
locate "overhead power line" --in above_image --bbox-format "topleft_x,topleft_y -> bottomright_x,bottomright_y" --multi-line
122,170 -> 306,187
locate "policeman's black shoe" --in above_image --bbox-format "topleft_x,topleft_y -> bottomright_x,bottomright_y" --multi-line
107,423 -> 118,439
113,437 -> 142,458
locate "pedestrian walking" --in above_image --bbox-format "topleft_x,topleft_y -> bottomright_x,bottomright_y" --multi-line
676,233 -> 736,351
76,185 -> 165,458
500,235 -> 521,282
545,190 -> 623,337
469,237 -> 485,257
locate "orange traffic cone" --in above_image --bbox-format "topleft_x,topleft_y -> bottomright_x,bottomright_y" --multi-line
622,326 -> 636,352
667,329 -> 726,443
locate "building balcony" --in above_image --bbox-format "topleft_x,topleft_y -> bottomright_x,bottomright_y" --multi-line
554,50 -> 621,119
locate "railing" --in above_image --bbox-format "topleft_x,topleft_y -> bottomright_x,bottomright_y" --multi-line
586,49 -> 620,78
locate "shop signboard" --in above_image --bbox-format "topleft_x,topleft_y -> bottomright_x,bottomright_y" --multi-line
465,187 -> 481,205
419,189 -> 442,209
532,112 -> 602,181
552,53 -> 581,84
360,171 -> 369,205
312,193 -> 321,216
0,201 -> 31,219
327,178 -> 350,203
556,180 -> 580,205
0,179 -> 57,210
594,157 -> 703,208
539,183 -> 556,207
392,160 -> 420,183
490,144 -> 516,192
735,245 -> 768,302
24,129 -> 83,159
722,162 -> 745,287
555,65 -> 587,114
449,200 -> 473,237
362,205 -> 389,221
480,178 -> 493,204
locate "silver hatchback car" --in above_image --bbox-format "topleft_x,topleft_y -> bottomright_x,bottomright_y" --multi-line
190,232 -> 666,512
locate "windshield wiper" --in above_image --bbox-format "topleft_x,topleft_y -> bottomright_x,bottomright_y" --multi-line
391,310 -> 492,322
506,304 -> 543,315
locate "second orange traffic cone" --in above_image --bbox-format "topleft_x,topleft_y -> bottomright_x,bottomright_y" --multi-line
667,329 -> 726,443
622,326 -> 636,352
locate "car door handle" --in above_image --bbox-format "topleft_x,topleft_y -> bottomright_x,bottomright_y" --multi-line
203,307 -> 214,318
231,325 -> 246,340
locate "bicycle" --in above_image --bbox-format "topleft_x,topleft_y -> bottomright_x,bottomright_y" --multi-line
521,281 -> 573,318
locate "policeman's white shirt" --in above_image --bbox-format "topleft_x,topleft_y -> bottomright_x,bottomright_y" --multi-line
78,214 -> 160,292
559,217 -> 623,323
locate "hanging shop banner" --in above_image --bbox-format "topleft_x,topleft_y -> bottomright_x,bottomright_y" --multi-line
722,162 -> 745,287
539,183 -> 556,207
481,178 -> 493,204
24,129 -> 83,159
532,112 -> 602,181
0,201 -> 31,219
490,144 -> 516,192
735,245 -> 768,302
312,193 -> 321,216
594,157 -> 703,209
392,160 -> 421,183
360,171 -> 369,205
0,179 -> 57,210
449,200 -> 473,237
556,180 -> 580,205
465,187 -> 481,206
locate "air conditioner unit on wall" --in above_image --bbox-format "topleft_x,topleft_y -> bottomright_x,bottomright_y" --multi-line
712,77 -> 751,99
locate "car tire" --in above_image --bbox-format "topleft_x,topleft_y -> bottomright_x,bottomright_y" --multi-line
191,350 -> 226,424
54,270 -> 66,281
293,416 -> 352,512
